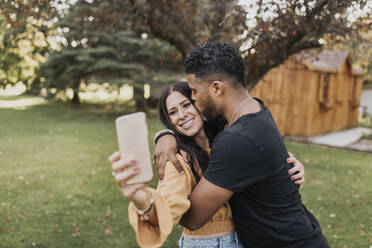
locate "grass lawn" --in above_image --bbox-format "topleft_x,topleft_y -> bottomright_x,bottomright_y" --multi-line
0,96 -> 371,248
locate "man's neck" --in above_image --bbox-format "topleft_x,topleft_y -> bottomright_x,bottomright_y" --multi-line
223,91 -> 261,127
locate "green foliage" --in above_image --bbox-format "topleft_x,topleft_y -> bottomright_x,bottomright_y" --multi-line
359,113 -> 372,129
40,0 -> 183,105
0,6 -> 52,89
3,0 -> 371,95
0,16 -> 24,86
326,31 -> 372,82
361,133 -> 372,140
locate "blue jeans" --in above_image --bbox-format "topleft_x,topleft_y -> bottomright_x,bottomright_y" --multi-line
178,231 -> 245,248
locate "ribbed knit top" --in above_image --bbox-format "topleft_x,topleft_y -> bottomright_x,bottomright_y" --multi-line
128,153 -> 235,247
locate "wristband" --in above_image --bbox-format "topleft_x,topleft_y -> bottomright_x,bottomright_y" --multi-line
134,190 -> 154,221
154,129 -> 176,144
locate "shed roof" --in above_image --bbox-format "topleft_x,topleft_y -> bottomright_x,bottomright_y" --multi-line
295,50 -> 365,76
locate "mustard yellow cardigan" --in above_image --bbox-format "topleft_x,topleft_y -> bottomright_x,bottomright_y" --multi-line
128,153 -> 235,248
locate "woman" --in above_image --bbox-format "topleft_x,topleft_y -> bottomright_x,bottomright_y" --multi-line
108,81 -> 305,248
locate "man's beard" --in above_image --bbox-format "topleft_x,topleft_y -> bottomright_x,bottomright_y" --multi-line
201,97 -> 218,121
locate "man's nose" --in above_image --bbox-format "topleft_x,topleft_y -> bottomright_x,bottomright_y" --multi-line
191,92 -> 196,101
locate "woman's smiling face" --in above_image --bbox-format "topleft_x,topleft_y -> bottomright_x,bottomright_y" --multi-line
166,91 -> 204,137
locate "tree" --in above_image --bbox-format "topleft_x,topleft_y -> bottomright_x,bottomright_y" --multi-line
0,1 -> 56,90
41,0 -> 183,107
129,0 -> 371,89
2,0 -> 370,94
0,15 -> 22,87
325,16 -> 372,81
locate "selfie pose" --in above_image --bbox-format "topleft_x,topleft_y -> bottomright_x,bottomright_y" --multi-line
109,80 -> 305,248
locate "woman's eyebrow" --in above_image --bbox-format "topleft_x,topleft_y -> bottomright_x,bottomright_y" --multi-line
167,106 -> 176,112
167,99 -> 189,112
180,99 -> 189,105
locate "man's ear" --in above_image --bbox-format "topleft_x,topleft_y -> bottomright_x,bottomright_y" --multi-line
209,81 -> 224,96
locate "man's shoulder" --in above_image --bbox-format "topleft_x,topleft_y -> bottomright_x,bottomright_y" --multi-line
211,129 -> 257,153
213,129 -> 241,144
216,119 -> 257,142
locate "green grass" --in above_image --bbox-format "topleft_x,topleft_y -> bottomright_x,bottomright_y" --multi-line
0,96 -> 371,248
285,142 -> 372,247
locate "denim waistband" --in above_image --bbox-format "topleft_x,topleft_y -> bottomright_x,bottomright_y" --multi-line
179,231 -> 244,248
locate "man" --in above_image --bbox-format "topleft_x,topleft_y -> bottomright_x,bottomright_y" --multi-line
155,42 -> 329,247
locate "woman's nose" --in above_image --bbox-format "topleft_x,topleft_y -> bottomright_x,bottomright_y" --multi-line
178,108 -> 187,120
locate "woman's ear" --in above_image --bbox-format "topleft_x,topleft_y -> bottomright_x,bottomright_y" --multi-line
209,81 -> 224,96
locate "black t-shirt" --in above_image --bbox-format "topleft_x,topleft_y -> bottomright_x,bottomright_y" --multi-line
204,98 -> 329,248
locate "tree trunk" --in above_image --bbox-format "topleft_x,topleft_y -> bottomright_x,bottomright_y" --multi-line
27,77 -> 41,95
133,85 -> 147,111
72,80 -> 80,104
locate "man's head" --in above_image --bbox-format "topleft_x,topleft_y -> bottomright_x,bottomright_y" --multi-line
184,42 -> 246,120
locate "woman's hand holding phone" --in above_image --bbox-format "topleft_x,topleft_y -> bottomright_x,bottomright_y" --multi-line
108,151 -> 150,210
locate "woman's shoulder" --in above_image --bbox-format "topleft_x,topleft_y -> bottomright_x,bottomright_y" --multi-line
164,153 -> 193,176
159,153 -> 196,192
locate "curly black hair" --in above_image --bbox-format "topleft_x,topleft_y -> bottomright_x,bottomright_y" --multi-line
184,42 -> 246,87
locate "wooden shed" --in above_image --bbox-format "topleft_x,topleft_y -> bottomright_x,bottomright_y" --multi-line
251,50 -> 365,137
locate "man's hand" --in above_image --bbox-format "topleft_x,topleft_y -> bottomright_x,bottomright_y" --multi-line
154,134 -> 183,181
180,177 -> 233,230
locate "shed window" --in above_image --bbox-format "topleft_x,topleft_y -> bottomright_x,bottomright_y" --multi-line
318,72 -> 332,109
349,76 -> 359,107
322,73 -> 330,102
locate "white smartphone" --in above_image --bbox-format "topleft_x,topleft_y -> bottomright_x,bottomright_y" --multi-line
115,112 -> 153,184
